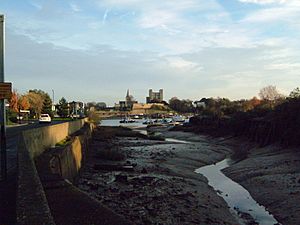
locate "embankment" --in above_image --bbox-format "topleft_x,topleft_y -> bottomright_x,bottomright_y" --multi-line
175,111 -> 300,224
183,111 -> 300,148
17,119 -> 87,225
33,123 -> 131,225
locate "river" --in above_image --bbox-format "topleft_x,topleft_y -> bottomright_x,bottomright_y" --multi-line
100,119 -> 281,225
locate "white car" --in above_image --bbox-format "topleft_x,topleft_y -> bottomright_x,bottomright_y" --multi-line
39,114 -> 52,123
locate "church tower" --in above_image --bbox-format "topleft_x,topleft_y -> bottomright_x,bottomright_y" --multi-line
126,89 -> 130,102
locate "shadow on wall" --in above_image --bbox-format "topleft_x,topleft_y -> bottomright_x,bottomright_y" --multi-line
35,122 -> 94,183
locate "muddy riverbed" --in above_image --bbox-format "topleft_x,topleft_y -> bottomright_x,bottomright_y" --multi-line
77,125 -> 300,225
77,126 -> 238,225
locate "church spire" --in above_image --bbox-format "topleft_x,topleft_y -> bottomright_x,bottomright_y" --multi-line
126,89 -> 130,97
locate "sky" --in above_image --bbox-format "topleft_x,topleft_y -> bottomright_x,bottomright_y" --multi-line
1,0 -> 300,105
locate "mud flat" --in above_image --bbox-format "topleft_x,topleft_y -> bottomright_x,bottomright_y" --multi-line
223,141 -> 300,225
77,126 -> 239,225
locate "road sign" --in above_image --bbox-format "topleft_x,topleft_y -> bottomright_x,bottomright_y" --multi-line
0,82 -> 12,99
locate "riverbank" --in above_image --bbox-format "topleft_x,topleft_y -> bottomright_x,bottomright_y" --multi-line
223,140 -> 300,225
77,126 -> 239,225
171,122 -> 300,225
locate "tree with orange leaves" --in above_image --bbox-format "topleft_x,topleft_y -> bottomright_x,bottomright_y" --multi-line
249,97 -> 261,108
18,95 -> 30,110
9,90 -> 19,112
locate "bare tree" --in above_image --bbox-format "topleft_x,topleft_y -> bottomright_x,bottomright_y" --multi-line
258,85 -> 283,101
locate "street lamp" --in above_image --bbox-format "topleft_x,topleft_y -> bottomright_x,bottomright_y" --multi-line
0,15 -> 6,180
52,89 -> 55,112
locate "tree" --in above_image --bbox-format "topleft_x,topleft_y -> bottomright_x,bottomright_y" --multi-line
26,92 -> 44,118
57,97 -> 69,118
96,102 -> 107,110
41,94 -> 53,117
249,97 -> 261,108
27,89 -> 53,117
9,90 -> 19,112
289,87 -> 300,99
18,95 -> 30,110
169,97 -> 181,112
258,85 -> 282,101
169,97 -> 194,113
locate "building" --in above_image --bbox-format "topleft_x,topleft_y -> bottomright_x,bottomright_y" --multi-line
146,89 -> 163,103
69,101 -> 84,117
117,89 -> 138,111
194,101 -> 206,108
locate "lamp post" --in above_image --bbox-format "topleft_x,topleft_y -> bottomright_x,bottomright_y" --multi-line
71,101 -> 76,119
52,89 -> 55,112
0,15 -> 7,180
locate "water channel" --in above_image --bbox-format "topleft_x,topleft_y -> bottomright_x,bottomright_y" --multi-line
100,119 -> 281,225
195,159 -> 281,225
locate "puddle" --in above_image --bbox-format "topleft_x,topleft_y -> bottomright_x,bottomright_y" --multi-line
195,159 -> 281,225
136,129 -> 191,144
165,138 -> 190,144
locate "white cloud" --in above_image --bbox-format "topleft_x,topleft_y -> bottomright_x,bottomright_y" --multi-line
242,0 -> 300,23
259,48 -> 295,60
70,3 -> 81,12
239,0 -> 287,4
29,0 -> 42,10
265,62 -> 300,70
138,10 -> 179,28
166,56 -> 202,71
102,9 -> 110,24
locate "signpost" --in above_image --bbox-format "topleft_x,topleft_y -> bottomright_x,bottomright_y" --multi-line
0,14 -> 7,180
0,82 -> 12,99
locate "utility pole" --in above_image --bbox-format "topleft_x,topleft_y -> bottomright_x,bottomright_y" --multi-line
0,15 -> 7,180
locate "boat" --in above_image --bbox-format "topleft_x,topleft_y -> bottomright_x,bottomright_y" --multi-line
161,118 -> 172,124
143,118 -> 153,125
120,117 -> 135,123
172,115 -> 186,123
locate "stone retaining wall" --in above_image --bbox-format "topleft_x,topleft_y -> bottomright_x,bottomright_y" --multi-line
17,119 -> 89,225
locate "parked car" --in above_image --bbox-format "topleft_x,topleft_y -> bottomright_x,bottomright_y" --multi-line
39,114 -> 52,123
16,115 -> 23,120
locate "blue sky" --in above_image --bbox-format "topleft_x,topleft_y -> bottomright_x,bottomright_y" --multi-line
1,0 -> 300,105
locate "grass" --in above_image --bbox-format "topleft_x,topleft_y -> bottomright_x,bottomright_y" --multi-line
52,117 -> 74,121
6,120 -> 18,126
56,136 -> 72,147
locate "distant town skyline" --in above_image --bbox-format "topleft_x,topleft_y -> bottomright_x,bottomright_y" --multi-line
1,0 -> 300,105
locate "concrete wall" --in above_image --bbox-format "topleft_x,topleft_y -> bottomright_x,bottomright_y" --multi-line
17,135 -> 56,225
23,119 -> 87,159
47,123 -> 94,182
17,119 -> 88,225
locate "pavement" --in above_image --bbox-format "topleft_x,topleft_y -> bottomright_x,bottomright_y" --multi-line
0,120 -> 68,225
